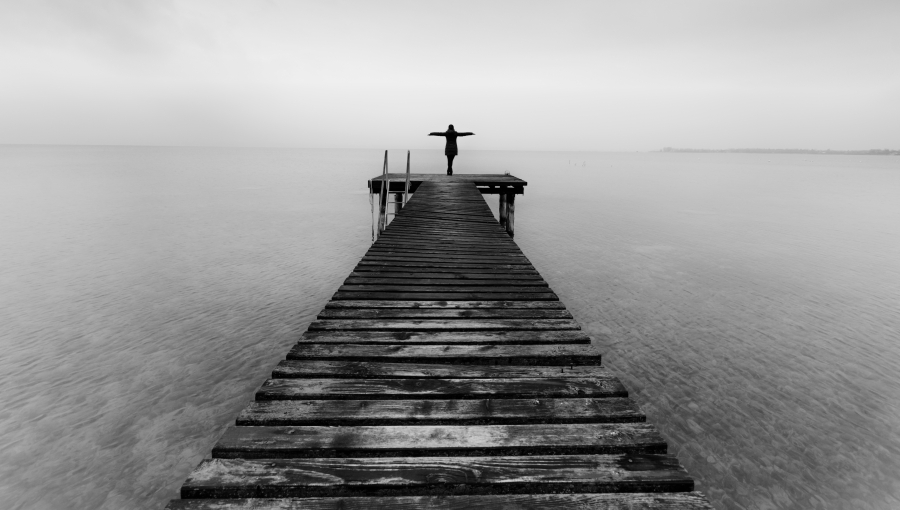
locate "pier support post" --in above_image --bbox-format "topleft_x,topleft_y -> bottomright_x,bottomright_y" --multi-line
499,193 -> 508,228
378,187 -> 387,235
394,193 -> 403,215
506,193 -> 515,237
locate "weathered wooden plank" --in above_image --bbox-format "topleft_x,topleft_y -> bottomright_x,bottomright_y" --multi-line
385,213 -> 498,219
323,300 -> 564,309
342,278 -> 549,287
347,272 -> 543,280
255,377 -> 626,400
307,319 -> 581,331
379,226 -> 508,236
363,248 -> 525,256
167,492 -> 714,509
367,244 -> 525,252
297,330 -> 591,345
373,235 -> 517,243
360,257 -> 532,266
287,344 -> 602,365
355,262 -> 537,271
373,239 -> 519,250
374,237 -> 518,246
212,423 -> 667,458
332,292 -> 559,301
180,454 -> 692,498
273,361 -> 611,379
364,248 -> 526,256
317,309 -> 570,320
379,221 -> 507,230
389,211 -> 498,220
338,285 -> 551,293
379,225 -> 508,232
237,397 -> 643,426
370,173 -> 528,185
352,265 -> 538,273
367,246 -> 524,256
392,207 -> 495,215
378,228 -> 510,235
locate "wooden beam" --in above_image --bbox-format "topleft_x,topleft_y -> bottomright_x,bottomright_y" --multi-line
211,423 -> 668,458
168,492 -> 714,509
237,397 -> 644,426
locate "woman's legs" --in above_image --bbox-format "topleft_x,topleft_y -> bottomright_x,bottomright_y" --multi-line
447,154 -> 456,175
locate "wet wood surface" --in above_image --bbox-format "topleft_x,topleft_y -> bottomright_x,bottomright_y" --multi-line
296,330 -> 591,345
211,423 -> 667,458
180,454 -> 691,498
307,319 -> 582,331
168,180 -> 709,508
168,492 -> 713,509
236,397 -> 644,426
271,360 -> 614,379
254,377 -> 627,400
286,343 -> 604,365
323,300 -> 565,309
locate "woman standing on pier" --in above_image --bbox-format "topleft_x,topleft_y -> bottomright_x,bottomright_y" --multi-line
429,125 -> 474,175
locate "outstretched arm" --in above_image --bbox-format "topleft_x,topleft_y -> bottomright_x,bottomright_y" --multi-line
458,132 -> 475,136
428,132 -> 446,136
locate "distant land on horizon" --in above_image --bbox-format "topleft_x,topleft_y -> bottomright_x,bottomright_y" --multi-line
660,147 -> 899,155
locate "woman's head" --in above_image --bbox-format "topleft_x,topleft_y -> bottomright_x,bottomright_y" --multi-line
448,124 -> 455,131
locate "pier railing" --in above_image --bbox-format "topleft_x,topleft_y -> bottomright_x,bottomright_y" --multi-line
372,150 -> 411,240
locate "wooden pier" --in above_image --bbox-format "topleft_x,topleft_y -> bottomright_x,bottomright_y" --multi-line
166,175 -> 712,509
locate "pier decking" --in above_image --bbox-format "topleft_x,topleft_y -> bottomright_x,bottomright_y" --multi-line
166,178 -> 712,509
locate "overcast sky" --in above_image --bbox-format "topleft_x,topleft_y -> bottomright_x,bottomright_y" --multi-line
1,0 -> 897,151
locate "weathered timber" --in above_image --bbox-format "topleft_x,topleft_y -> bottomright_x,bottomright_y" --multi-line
366,173 -> 527,194
506,193 -> 516,236
307,319 -> 581,331
354,264 -> 538,272
181,454 -> 691,498
332,291 -> 559,301
363,250 -> 528,259
211,423 -> 667,458
255,377 -> 627,400
296,330 -> 591,345
355,261 -> 537,271
323,300 -> 563,309
317,309 -> 569,320
359,257 -> 532,265
286,344 -> 602,365
342,278 -> 549,287
272,361 -> 617,379
374,234 -> 517,244
364,249 -> 527,258
167,492 -> 714,509
346,272 -> 543,280
237,397 -> 644,426
337,285 -> 551,293
374,235 -> 517,246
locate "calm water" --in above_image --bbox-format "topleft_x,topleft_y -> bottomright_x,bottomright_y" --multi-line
1,146 -> 898,509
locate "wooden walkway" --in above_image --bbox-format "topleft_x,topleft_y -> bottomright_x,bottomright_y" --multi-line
166,181 -> 712,509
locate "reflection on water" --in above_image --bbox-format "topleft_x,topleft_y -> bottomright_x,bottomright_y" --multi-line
1,147 -> 898,509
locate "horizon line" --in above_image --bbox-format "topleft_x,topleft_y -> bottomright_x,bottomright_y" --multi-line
3,143 -> 897,154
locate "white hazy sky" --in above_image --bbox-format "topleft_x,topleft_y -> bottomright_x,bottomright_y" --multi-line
1,0 -> 898,151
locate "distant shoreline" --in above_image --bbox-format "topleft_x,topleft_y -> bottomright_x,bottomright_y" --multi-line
660,147 -> 899,156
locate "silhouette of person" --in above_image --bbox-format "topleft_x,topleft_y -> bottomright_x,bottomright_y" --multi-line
429,125 -> 474,175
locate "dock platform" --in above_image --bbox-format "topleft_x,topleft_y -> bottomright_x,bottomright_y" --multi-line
166,177 -> 712,509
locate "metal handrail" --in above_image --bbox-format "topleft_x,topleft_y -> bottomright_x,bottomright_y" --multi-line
373,150 -> 411,241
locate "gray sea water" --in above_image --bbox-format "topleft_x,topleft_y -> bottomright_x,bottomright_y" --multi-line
0,146 -> 898,509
